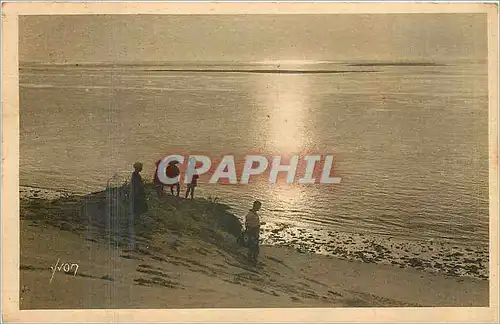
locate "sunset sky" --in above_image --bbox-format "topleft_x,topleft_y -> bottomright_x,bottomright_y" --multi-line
19,14 -> 487,63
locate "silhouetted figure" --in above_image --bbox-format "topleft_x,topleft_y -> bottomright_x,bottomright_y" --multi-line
245,200 -> 262,264
185,171 -> 199,199
131,162 -> 148,216
153,159 -> 165,197
129,162 -> 147,249
166,160 -> 181,196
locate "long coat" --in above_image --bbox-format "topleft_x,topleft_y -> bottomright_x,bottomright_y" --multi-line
130,171 -> 148,216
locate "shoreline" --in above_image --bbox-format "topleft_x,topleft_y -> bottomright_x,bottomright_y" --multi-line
18,184 -> 489,308
20,185 -> 489,281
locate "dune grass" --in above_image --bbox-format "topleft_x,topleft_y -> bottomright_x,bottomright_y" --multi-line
20,182 -> 243,253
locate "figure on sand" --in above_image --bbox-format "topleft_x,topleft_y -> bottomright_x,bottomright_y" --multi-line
129,162 -> 148,249
244,200 -> 262,264
153,159 -> 165,197
130,162 -> 148,217
185,157 -> 200,199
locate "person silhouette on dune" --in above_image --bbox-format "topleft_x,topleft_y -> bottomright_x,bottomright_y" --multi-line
245,200 -> 262,265
185,157 -> 200,199
153,159 -> 165,197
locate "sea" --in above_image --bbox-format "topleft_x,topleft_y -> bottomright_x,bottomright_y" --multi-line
19,60 -> 490,260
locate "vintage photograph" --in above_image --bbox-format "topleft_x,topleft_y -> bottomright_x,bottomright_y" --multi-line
9,6 -> 495,313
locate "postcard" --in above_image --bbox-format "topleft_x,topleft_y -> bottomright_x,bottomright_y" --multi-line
1,1 -> 498,323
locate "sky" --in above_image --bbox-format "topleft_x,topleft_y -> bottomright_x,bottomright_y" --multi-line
19,14 -> 488,63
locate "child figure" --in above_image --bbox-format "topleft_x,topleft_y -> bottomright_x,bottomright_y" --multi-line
185,170 -> 199,199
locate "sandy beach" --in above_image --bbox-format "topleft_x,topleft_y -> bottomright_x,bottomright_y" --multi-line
19,186 -> 489,309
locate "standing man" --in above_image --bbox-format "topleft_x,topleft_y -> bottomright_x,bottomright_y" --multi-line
245,200 -> 262,265
130,162 -> 148,249
131,162 -> 148,216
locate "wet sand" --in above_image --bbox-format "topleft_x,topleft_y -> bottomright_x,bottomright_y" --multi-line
261,223 -> 489,280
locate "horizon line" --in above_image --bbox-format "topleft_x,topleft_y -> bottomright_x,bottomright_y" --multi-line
18,57 -> 486,66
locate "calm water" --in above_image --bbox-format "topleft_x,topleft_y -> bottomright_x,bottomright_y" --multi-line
19,62 -> 489,247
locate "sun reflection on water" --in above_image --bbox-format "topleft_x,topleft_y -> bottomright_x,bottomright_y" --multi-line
257,74 -> 312,154
250,73 -> 315,214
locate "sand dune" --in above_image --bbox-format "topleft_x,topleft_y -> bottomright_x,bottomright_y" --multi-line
19,186 -> 488,309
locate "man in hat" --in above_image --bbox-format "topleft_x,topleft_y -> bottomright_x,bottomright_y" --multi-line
165,160 -> 181,196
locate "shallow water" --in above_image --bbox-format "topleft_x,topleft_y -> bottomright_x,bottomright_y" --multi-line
19,62 -> 489,251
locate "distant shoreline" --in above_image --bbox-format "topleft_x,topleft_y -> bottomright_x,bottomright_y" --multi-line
16,60 -> 463,74
348,62 -> 446,67
16,59 -> 463,76
19,67 -> 379,74
18,59 -> 483,67
146,69 -> 379,74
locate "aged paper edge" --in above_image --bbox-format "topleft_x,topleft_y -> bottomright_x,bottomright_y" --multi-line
1,2 -> 498,323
